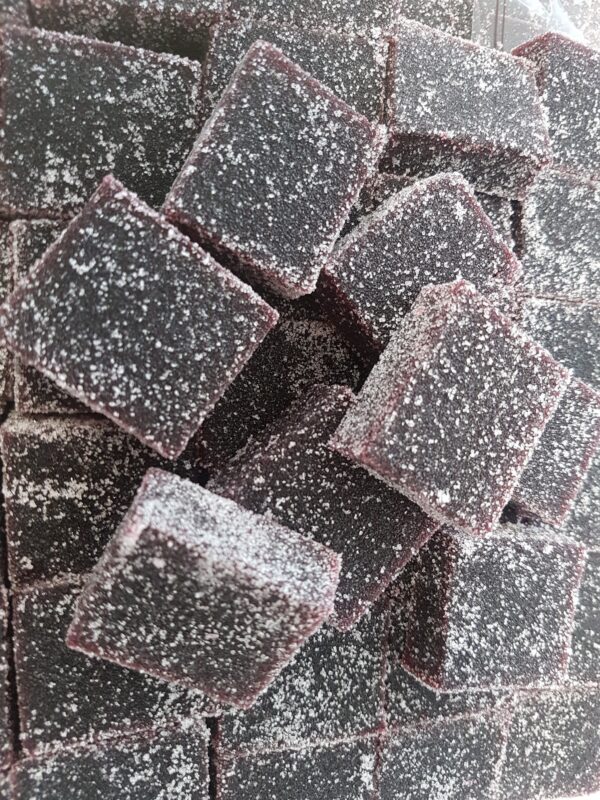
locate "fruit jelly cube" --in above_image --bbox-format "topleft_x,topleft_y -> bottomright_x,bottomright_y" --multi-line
212,384 -> 438,629
0,413 -> 206,587
163,41 -> 385,300
519,169 -> 600,303
0,224 -> 13,413
11,726 -> 210,800
322,173 -> 521,351
570,551 -> 600,686
331,280 -> 571,536
217,603 -> 387,754
378,712 -> 509,800
0,590 -> 12,771
67,469 -> 341,708
202,19 -> 387,124
216,736 -> 378,800
514,33 -> 600,181
498,686 -> 600,800
384,19 -> 549,200
402,526 -> 586,691
561,453 -> 600,550
0,26 -> 203,218
0,176 -> 278,459
0,0 -> 28,24
30,0 -> 223,60
398,0 -> 474,38
13,577 -> 215,754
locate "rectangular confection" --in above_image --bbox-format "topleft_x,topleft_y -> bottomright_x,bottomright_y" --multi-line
519,169 -> 600,302
212,384 -> 438,629
0,413 -> 205,587
397,0 -> 474,38
0,176 -> 277,459
0,224 -> 12,414
497,686 -> 600,800
322,173 -> 521,350
30,0 -> 223,60
0,590 -> 12,771
570,551 -> 600,686
163,41 -> 384,299
384,19 -> 549,199
331,280 -> 570,536
67,469 -> 341,708
13,577 -> 215,754
11,726 -> 210,800
513,33 -> 600,181
0,26 -> 203,217
512,379 -> 600,525
401,526 -> 585,692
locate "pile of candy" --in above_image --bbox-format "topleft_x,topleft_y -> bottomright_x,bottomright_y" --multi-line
0,1 -> 599,799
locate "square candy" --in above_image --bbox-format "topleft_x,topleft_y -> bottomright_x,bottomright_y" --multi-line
67,469 -> 341,708
212,384 -> 438,629
397,0 -> 473,38
331,280 -> 570,536
401,526 -> 586,692
0,26 -> 203,217
0,176 -> 278,459
0,224 -> 12,413
12,727 -> 210,800
384,19 -> 549,199
514,34 -> 600,181
512,379 -> 600,525
570,552 -> 600,686
13,578 -> 215,754
0,413 -> 205,587
164,41 -> 384,299
322,173 -> 521,350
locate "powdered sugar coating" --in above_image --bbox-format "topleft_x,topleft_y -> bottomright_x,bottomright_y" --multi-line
11,726 -> 210,800
0,590 -> 11,771
0,0 -> 28,23
323,173 -> 521,350
561,454 -> 600,550
332,280 -> 571,536
212,384 -> 437,629
402,526 -> 586,691
397,0 -> 473,38
514,33 -> 600,181
13,577 -> 215,755
164,41 -> 384,299
0,26 -> 203,217
570,551 -> 600,686
0,177 -> 278,459
384,19 -> 549,199
68,469 -> 340,707
0,224 -> 12,413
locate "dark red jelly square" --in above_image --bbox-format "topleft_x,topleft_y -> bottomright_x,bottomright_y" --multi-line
570,551 -> 600,686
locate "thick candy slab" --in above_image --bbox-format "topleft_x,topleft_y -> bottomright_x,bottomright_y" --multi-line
67,469 -> 340,707
570,552 -> 600,686
384,19 -> 549,199
0,414 -> 204,586
0,177 -> 277,459
30,0 -> 223,59
11,727 -> 210,800
0,26 -> 202,217
164,41 -> 384,299
0,590 -> 12,771
0,225 -> 12,414
322,173 -> 521,350
212,384 -> 437,629
498,686 -> 600,800
519,169 -> 600,303
401,526 -> 585,691
512,379 -> 600,525
514,33 -> 600,180
397,0 -> 473,37
332,280 -> 570,536
13,578 -> 214,754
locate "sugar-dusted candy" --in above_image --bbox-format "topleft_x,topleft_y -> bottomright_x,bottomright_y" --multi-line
164,41 -> 384,299
401,526 -> 585,691
512,379 -> 600,525
322,173 -> 521,350
513,33 -> 600,181
0,0 -> 28,23
0,177 -> 277,459
12,726 -> 210,800
398,0 -> 474,38
13,578 -> 215,754
519,169 -> 600,302
498,686 -> 600,800
0,590 -> 12,771
384,19 -> 549,199
0,224 -> 12,414
212,384 -> 437,629
0,26 -> 203,217
30,0 -> 223,60
0,413 -> 204,587
67,469 -> 341,708
217,736 -> 378,800
570,551 -> 600,686
332,280 -> 570,536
